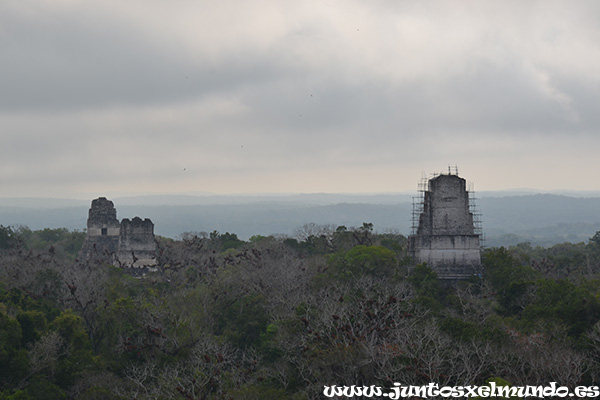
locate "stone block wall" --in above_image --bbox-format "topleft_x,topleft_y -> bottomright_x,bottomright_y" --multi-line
117,217 -> 157,267
409,173 -> 482,279
79,198 -> 157,268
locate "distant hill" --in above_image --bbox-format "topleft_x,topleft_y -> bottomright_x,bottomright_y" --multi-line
479,194 -> 600,246
1,193 -> 600,247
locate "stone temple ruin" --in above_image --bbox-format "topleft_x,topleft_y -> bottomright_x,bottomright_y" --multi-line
79,197 -> 157,268
408,168 -> 482,279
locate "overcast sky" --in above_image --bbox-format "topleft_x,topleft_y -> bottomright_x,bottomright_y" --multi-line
2,0 -> 600,199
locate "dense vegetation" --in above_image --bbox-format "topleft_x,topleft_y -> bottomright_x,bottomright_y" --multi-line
1,223 -> 600,398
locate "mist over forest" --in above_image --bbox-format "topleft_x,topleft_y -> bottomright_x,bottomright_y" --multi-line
1,192 -> 600,247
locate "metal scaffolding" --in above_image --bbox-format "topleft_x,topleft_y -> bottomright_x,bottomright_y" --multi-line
411,171 -> 485,248
468,180 -> 485,249
411,172 -> 427,235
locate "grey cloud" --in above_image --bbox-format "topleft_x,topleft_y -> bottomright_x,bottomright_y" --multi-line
0,4 -> 285,112
232,60 -> 594,144
2,0 -> 598,135
3,0 -> 600,197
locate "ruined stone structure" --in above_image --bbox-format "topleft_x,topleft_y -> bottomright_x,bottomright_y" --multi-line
408,170 -> 482,279
117,217 -> 157,267
82,197 -> 120,257
79,197 -> 157,268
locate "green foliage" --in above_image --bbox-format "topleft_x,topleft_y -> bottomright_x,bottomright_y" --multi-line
95,295 -> 146,364
16,311 -> 47,346
497,281 -> 536,316
48,311 -> 94,387
259,323 -> 284,362
30,269 -> 64,303
210,231 -> 245,251
283,237 -> 300,250
49,310 -> 91,351
0,288 -> 93,395
586,231 -> 600,273
249,234 -> 268,244
440,317 -> 481,342
0,312 -> 28,386
376,233 -> 407,255
330,225 -> 353,251
482,247 -> 539,291
408,264 -> 443,311
295,235 -> 332,255
17,376 -> 65,400
589,230 -> 600,247
19,228 -> 85,260
545,242 -> 587,273
0,389 -> 30,400
216,293 -> 269,349
328,245 -> 397,279
408,263 -> 439,294
521,279 -> 600,338
0,226 -> 20,250
289,222 -> 388,255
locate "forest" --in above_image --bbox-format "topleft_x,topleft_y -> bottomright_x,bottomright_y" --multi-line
1,223 -> 600,399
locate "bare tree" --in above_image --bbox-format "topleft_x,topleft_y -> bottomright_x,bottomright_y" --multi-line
293,223 -> 336,242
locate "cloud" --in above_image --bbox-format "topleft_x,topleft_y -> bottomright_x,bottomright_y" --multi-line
2,0 -> 600,196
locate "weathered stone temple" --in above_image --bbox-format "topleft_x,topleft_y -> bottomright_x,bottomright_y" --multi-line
79,197 -> 157,268
408,170 -> 482,279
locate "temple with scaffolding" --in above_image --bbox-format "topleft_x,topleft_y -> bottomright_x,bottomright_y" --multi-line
408,167 -> 482,279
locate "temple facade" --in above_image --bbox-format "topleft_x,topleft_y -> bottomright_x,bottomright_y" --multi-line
408,171 -> 482,279
79,197 -> 157,268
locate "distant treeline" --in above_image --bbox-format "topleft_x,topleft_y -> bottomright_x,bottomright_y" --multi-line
3,193 -> 600,246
